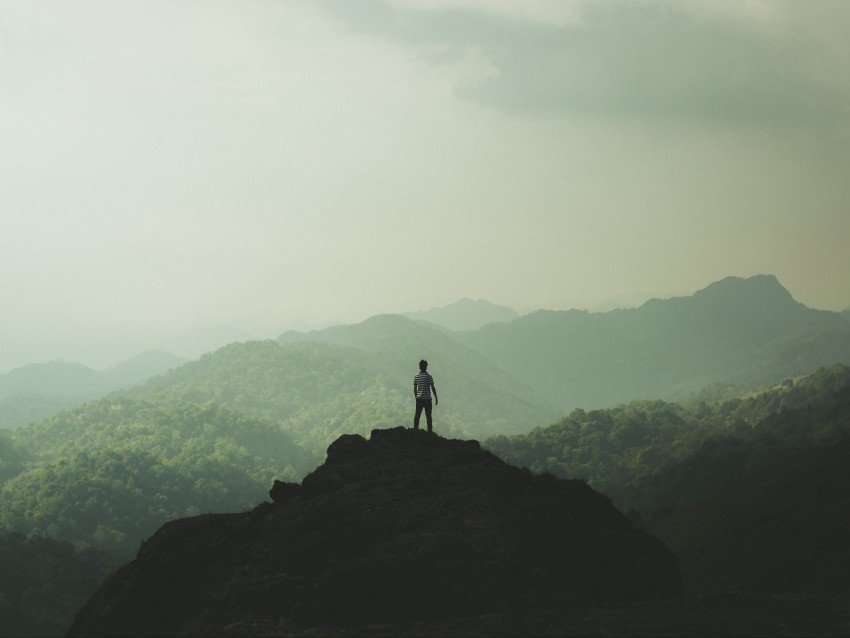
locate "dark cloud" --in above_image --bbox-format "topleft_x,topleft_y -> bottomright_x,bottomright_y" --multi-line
459,2 -> 847,128
314,0 -> 850,131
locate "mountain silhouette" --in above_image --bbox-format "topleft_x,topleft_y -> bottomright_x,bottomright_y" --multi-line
403,297 -> 519,331
459,275 -> 850,411
0,351 -> 187,428
109,275 -> 850,457
270,275 -> 850,419
68,428 -> 683,636
0,351 -> 185,401
0,361 -> 100,400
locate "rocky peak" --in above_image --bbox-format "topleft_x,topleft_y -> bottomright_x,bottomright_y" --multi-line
694,274 -> 796,308
69,428 -> 682,636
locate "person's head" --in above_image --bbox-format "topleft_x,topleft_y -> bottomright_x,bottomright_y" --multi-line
419,359 -> 428,371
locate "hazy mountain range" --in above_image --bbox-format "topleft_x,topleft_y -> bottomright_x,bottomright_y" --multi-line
0,351 -> 186,400
402,297 -> 519,330
4,273 -> 850,635
458,274 -> 850,411
0,351 -> 186,428
3,274 -> 849,433
279,274 -> 850,416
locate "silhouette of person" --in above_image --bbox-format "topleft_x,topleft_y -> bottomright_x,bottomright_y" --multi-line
413,359 -> 438,432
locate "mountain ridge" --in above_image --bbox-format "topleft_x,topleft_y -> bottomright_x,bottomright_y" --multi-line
67,427 -> 684,636
458,275 -> 850,411
402,297 -> 519,331
8,274 -> 847,451
0,350 -> 187,429
124,333 -> 557,454
66,427 -> 850,637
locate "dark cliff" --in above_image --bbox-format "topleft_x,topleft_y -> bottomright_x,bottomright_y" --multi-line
68,427 -> 682,636
68,427 -> 850,636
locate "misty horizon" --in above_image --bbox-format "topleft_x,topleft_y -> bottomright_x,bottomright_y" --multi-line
2,283 -> 688,373
3,273 -> 847,375
3,1 -> 849,373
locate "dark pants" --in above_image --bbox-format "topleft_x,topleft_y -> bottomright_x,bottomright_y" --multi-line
414,399 -> 433,431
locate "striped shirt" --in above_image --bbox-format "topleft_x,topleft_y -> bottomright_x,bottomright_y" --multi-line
413,371 -> 434,400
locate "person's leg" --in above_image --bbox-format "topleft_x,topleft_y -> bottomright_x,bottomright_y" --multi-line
414,399 -> 424,429
424,400 -> 433,432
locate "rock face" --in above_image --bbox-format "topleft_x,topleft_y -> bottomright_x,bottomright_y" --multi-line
69,428 -> 682,636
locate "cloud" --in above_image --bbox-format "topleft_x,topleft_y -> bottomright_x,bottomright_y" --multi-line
314,0 -> 850,132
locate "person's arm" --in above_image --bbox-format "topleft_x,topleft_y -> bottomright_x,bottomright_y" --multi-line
413,379 -> 417,398
431,382 -> 438,405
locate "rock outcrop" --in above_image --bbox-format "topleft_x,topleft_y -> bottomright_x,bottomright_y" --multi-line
69,427 -> 684,636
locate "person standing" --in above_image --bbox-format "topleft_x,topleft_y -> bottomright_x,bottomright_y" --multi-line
413,359 -> 438,432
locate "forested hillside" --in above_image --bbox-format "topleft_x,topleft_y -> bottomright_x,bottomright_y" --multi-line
484,364 -> 850,520
125,328 -> 557,455
0,432 -> 28,483
625,369 -> 850,520
1,399 -> 315,558
0,351 -> 186,429
460,275 -> 850,413
2,275 -> 849,635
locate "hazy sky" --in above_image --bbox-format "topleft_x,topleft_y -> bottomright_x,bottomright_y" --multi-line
2,0 -> 849,371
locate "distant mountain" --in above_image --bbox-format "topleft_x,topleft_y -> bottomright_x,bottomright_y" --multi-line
403,297 -> 519,331
126,322 -> 557,455
0,360 -> 100,400
0,350 -> 185,400
459,275 -> 850,413
841,308 -> 850,322
115,275 -> 850,450
154,323 -> 257,361
68,428 -> 683,636
101,349 -> 187,389
0,350 -> 186,428
0,361 -> 103,429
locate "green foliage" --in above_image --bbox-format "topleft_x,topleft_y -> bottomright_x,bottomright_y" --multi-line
0,395 -> 79,429
122,341 -> 409,452
0,531 -> 119,637
122,338 -> 556,455
630,367 -> 850,519
485,365 -> 850,518
0,432 -> 28,483
2,398 -> 316,558
486,400 -> 699,505
2,287 -> 848,633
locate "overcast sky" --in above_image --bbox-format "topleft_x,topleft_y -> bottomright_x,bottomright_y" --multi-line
2,0 -> 849,371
